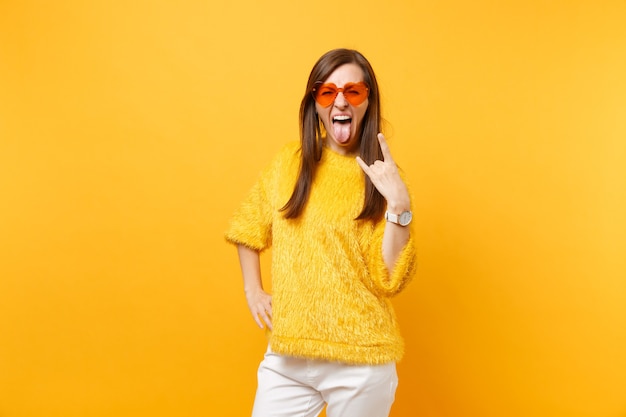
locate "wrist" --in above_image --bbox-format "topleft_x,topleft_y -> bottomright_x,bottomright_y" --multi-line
385,209 -> 413,226
244,284 -> 263,294
386,201 -> 411,214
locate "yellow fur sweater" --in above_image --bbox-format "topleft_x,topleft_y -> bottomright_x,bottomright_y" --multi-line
225,141 -> 417,365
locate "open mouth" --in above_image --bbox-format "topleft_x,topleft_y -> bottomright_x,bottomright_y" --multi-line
333,115 -> 352,124
332,115 -> 352,142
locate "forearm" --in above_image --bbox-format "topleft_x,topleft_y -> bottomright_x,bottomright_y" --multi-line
236,244 -> 273,330
382,201 -> 411,273
237,245 -> 263,293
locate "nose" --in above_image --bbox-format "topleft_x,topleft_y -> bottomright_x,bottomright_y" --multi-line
334,91 -> 349,108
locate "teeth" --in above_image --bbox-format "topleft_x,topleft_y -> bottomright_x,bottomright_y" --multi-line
333,115 -> 351,121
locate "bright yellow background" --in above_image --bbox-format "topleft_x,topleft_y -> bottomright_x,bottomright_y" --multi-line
1,1 -> 625,416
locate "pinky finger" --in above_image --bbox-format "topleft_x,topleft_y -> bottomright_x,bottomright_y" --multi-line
253,313 -> 265,329
261,312 -> 273,331
356,156 -> 371,174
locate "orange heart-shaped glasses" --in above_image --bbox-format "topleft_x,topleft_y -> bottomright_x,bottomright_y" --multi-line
312,82 -> 370,107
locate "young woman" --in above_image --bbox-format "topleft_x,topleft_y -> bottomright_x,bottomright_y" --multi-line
225,48 -> 417,417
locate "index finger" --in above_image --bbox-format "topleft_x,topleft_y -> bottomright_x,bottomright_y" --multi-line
377,133 -> 395,163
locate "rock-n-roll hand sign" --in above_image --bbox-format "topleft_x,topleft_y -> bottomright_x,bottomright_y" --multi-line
356,133 -> 410,211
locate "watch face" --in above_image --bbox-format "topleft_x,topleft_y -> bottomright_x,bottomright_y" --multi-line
399,211 -> 412,226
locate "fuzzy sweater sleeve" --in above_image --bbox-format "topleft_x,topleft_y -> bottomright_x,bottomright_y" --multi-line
361,221 -> 417,297
224,160 -> 275,252
224,143 -> 298,251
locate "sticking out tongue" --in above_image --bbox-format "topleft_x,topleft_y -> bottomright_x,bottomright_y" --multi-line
333,121 -> 351,143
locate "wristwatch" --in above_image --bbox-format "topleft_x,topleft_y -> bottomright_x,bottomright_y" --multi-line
385,210 -> 413,226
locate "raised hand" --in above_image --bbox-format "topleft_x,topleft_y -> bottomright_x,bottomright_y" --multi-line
356,133 -> 410,212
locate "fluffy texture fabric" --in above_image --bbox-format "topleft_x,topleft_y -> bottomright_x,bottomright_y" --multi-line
225,141 -> 417,365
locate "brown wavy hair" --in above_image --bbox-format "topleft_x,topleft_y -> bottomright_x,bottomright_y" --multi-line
280,48 -> 385,221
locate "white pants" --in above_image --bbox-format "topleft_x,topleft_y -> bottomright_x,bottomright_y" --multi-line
251,347 -> 398,417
